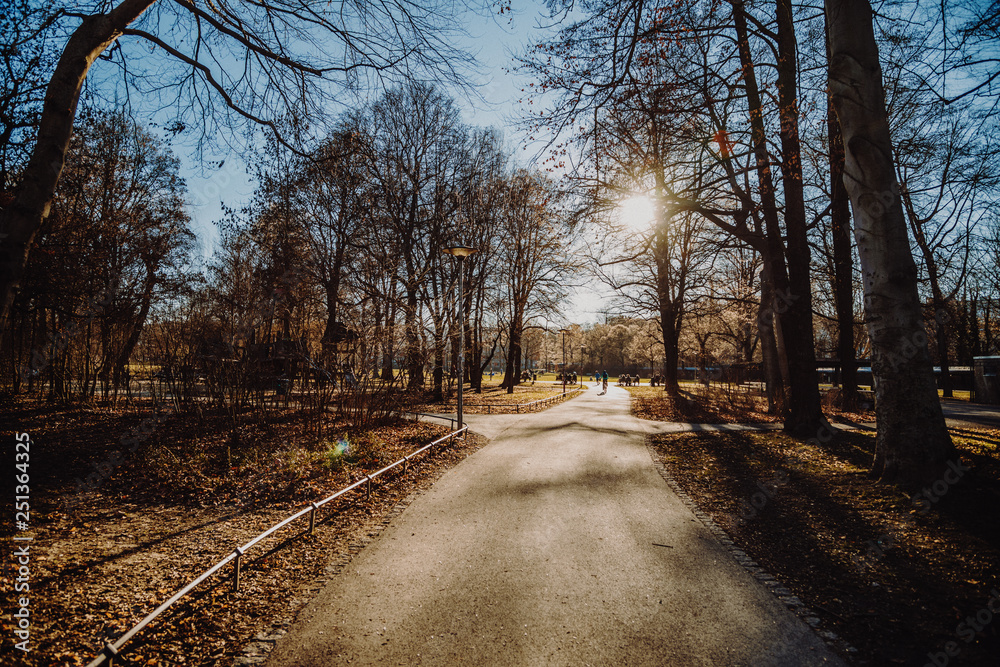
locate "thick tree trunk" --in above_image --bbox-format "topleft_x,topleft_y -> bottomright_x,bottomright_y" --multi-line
320,241 -> 345,358
501,306 -> 523,394
830,148 -> 859,400
732,0 -> 825,436
758,269 -> 785,414
826,0 -> 954,486
652,172 -> 683,398
659,302 -> 681,397
775,0 -> 826,436
0,0 -> 156,339
825,13 -> 859,405
320,281 -> 340,362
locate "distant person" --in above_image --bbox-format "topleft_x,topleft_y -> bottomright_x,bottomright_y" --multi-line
601,370 -> 608,394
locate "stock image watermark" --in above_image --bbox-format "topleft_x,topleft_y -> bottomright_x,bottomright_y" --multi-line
735,423 -> 827,522
756,287 -> 800,334
923,588 -> 1000,667
735,464 -> 789,520
852,457 -> 970,571
856,182 -> 900,220
12,431 -> 33,652
865,306 -> 949,375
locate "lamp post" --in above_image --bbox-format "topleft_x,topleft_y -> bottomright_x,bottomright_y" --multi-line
444,244 -> 477,432
559,328 -> 569,395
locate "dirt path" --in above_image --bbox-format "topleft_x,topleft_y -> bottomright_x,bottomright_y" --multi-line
266,384 -> 846,666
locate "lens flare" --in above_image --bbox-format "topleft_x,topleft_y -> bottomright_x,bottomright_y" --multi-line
618,194 -> 656,231
330,437 -> 350,458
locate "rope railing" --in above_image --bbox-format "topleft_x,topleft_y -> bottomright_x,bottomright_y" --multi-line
85,425 -> 469,667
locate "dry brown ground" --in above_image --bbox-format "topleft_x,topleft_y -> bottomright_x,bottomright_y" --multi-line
628,384 -> 782,423
647,425 -> 1000,666
416,383 -> 584,414
1,399 -> 487,666
628,383 -> 877,425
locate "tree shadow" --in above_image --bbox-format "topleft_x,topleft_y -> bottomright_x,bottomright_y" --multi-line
651,429 -> 1000,665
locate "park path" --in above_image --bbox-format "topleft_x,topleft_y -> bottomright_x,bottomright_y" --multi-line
265,384 -> 845,666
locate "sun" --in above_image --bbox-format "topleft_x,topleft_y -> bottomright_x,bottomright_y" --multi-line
618,194 -> 657,231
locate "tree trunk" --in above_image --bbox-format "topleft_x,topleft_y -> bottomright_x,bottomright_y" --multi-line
113,265 -> 156,390
470,264 -> 489,393
825,12 -> 859,406
936,313 -> 952,398
651,167 -> 683,398
758,269 -> 785,414
732,0 -> 825,436
380,300 -> 396,382
830,147 -> 859,401
432,326 -> 444,402
900,185 -> 954,399
403,287 -> 423,391
659,305 -> 681,397
501,306 -> 523,394
775,0 -> 826,436
0,0 -> 156,339
826,0 -> 954,486
320,245 -> 345,361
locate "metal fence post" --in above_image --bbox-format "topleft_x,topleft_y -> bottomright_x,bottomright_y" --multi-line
103,643 -> 118,666
233,547 -> 244,592
309,503 -> 318,535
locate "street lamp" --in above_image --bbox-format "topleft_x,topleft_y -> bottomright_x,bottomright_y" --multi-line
559,328 -> 570,395
443,244 -> 476,433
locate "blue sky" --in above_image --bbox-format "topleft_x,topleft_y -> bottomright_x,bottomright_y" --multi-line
173,0 -> 547,262
72,0 -> 610,323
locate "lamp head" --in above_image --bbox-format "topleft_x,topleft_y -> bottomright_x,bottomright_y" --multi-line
443,245 -> 476,258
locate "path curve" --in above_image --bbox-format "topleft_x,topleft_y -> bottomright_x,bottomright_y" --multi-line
266,384 -> 845,666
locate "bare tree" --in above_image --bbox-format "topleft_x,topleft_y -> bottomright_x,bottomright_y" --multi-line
498,172 -> 572,393
293,125 -> 371,363
826,0 -> 954,486
7,110 -> 193,397
520,0 -> 829,433
362,82 -> 466,394
0,0 -> 476,342
0,1 -> 59,191
455,128 -> 509,393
